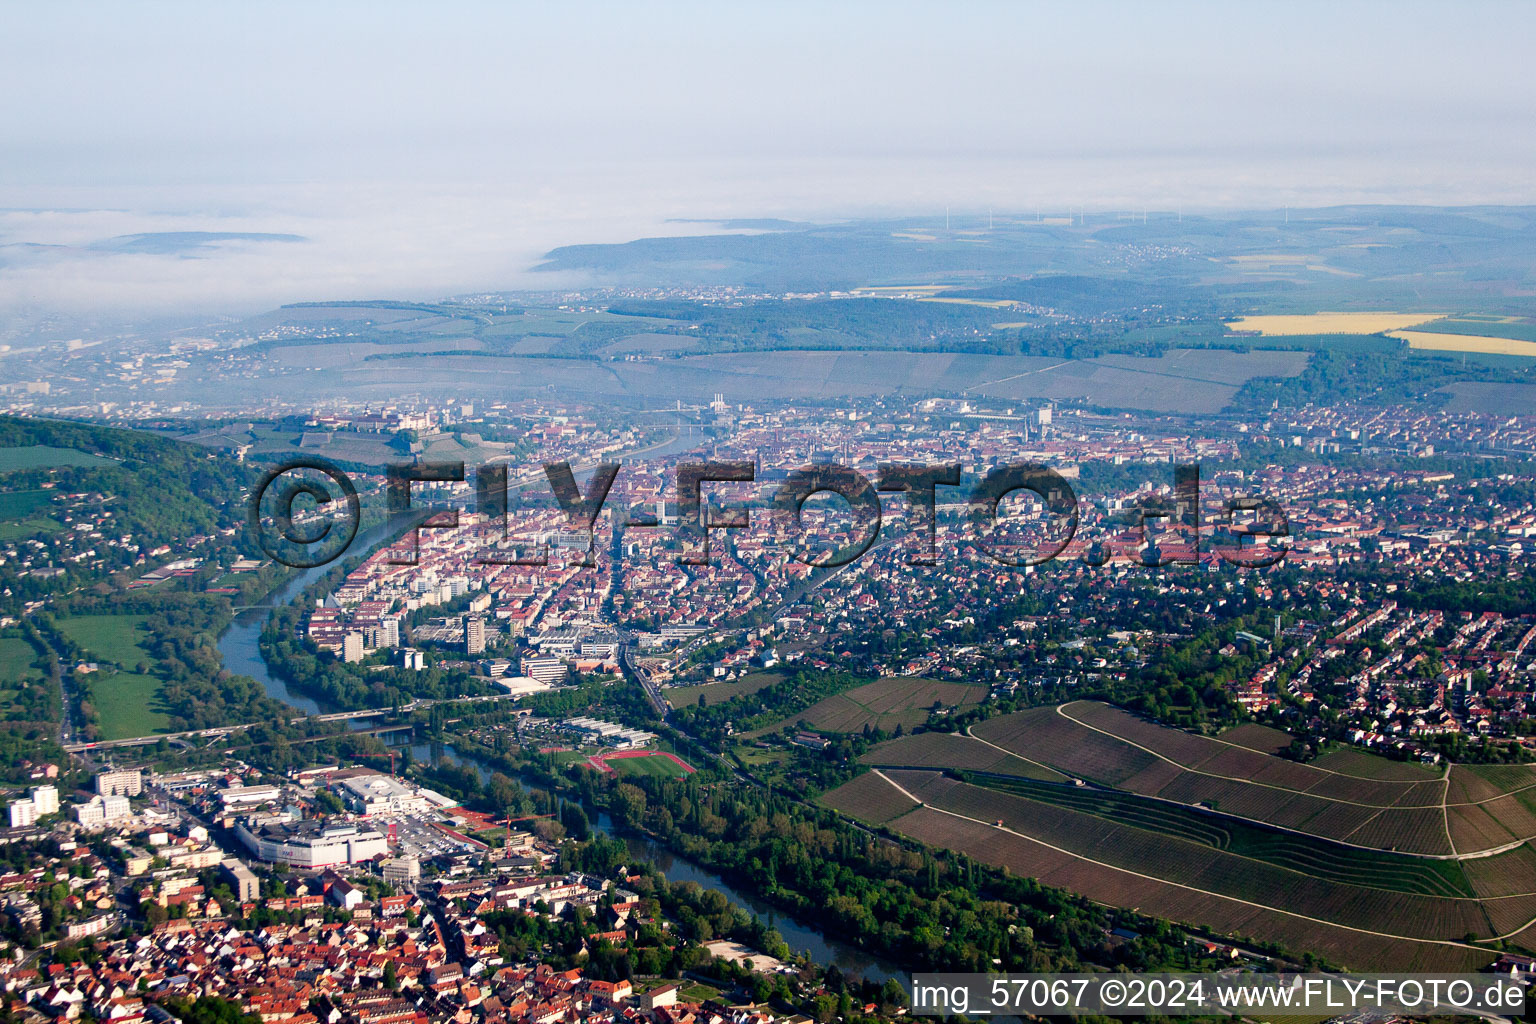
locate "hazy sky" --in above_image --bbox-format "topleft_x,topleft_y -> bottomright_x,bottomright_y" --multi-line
3,0 -> 1534,317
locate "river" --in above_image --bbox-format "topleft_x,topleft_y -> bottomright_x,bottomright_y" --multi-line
215,483 -> 910,988
218,519 -> 401,715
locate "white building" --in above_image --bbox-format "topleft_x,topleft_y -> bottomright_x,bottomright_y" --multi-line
219,783 -> 282,809
561,717 -> 656,749
335,773 -> 429,816
521,655 -> 566,684
327,877 -> 365,910
235,819 -> 388,868
74,794 -> 132,827
8,799 -> 36,828
381,857 -> 421,884
581,641 -> 618,660
96,768 -> 142,797
30,785 -> 58,815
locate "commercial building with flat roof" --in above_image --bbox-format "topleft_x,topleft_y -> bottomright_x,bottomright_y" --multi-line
334,773 -> 430,817
235,819 -> 388,868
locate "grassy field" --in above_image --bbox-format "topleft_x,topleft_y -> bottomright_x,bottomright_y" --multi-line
85,670 -> 172,740
0,445 -> 116,471
0,490 -> 56,518
735,745 -> 791,771
0,489 -> 64,540
54,614 -> 175,739
0,634 -> 43,681
1224,312 -> 1445,335
764,676 -> 984,735
56,614 -> 155,662
0,633 -> 46,716
667,670 -> 785,708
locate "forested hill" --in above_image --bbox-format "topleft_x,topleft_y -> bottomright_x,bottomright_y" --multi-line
0,417 -> 302,760
0,415 -> 264,608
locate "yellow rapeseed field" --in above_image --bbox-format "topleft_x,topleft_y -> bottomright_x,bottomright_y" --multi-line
1224,312 -> 1446,335
1387,331 -> 1536,357
917,297 -> 1018,308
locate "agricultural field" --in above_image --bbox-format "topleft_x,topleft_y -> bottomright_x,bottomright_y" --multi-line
819,769 -> 918,825
858,731 -> 1066,782
1387,330 -> 1536,357
0,489 -> 63,540
764,676 -> 984,735
885,801 -> 1490,973
1465,843 -> 1536,899
0,445 -> 116,471
893,773 -> 1500,942
1448,763 -> 1536,804
972,774 -> 1471,898
1307,747 -> 1442,781
969,701 -> 1462,854
836,768 -> 1507,970
1398,314 -> 1536,342
819,699 -> 1536,969
1215,721 -> 1291,755
1224,312 -> 1446,335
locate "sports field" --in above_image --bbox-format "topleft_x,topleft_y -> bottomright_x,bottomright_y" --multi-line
588,750 -> 695,778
